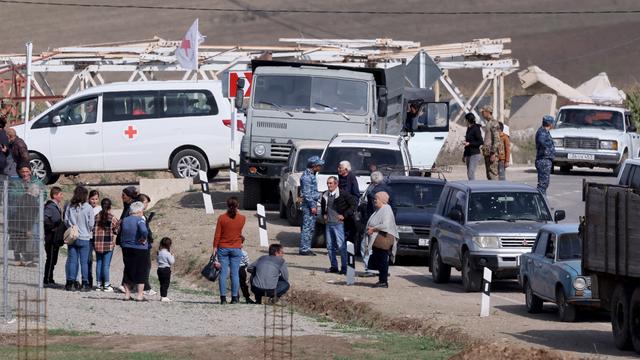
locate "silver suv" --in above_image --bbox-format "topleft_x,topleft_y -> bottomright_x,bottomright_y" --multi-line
429,181 -> 565,292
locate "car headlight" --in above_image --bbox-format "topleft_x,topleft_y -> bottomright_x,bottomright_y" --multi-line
253,144 -> 266,156
472,236 -> 499,248
397,225 -> 413,233
599,140 -> 618,150
573,276 -> 587,291
553,138 -> 564,147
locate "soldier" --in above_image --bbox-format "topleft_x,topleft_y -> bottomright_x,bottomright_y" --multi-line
480,105 -> 500,180
535,115 -> 556,195
299,156 -> 324,256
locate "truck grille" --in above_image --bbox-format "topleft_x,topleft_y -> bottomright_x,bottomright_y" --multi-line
564,137 -> 598,149
500,237 -> 535,248
270,144 -> 292,159
413,226 -> 430,237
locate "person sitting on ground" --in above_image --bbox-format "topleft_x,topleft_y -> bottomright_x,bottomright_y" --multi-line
239,236 -> 255,304
157,237 -> 175,302
120,201 -> 149,301
248,243 -> 289,304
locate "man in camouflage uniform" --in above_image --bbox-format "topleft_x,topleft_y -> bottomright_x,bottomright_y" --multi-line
299,156 -> 324,256
535,115 -> 556,195
481,105 -> 500,180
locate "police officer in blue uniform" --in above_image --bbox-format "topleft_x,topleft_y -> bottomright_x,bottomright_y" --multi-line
299,156 -> 324,256
535,115 -> 556,195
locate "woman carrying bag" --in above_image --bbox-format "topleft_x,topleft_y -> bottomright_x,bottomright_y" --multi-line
365,191 -> 398,288
64,186 -> 95,292
213,197 -> 245,304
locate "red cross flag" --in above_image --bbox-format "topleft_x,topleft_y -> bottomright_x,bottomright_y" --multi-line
176,19 -> 205,71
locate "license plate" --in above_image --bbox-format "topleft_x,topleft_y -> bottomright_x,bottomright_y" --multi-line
418,238 -> 430,247
567,153 -> 595,161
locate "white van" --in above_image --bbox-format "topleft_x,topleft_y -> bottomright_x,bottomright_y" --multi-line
15,81 -> 238,184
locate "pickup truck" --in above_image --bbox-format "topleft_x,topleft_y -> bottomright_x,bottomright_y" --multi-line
429,181 -> 565,292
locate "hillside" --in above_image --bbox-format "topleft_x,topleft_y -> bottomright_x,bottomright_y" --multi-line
1,0 -> 640,89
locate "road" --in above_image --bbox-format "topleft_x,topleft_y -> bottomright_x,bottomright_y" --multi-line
271,165 -> 634,359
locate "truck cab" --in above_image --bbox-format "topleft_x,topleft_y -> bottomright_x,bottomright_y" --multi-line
551,104 -> 639,175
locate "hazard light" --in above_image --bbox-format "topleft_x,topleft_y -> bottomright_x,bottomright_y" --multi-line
223,119 -> 245,133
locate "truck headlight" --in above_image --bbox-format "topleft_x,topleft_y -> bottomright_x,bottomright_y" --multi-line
599,140 -> 618,150
397,225 -> 413,233
573,276 -> 587,291
553,138 -> 564,147
472,236 -> 499,248
253,144 -> 266,156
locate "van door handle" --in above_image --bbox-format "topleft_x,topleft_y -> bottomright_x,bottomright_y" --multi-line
435,136 -> 444,140
85,130 -> 99,135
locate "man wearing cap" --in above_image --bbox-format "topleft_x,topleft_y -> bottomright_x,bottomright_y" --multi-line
480,105 -> 500,180
535,115 -> 556,195
299,156 -> 324,256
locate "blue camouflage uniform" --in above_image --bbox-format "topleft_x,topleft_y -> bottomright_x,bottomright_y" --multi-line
299,168 -> 321,253
535,116 -> 556,195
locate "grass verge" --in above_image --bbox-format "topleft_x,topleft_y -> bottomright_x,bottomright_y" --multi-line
0,344 -> 178,360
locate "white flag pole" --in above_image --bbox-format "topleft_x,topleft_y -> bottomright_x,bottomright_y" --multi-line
23,42 -> 33,141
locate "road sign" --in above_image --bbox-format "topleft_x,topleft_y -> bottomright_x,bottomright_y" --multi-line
228,71 -> 253,98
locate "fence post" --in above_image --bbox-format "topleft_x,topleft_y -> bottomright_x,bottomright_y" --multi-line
2,179 -> 8,321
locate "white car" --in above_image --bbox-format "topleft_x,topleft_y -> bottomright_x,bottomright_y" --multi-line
278,140 -> 327,226
15,81 -> 239,183
551,104 -> 640,175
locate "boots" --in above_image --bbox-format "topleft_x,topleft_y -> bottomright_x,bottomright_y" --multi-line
220,296 -> 227,305
230,296 -> 239,304
65,280 -> 75,292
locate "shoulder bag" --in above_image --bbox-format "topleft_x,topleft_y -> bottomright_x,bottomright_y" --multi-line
63,207 -> 79,246
201,254 -> 221,282
372,230 -> 395,251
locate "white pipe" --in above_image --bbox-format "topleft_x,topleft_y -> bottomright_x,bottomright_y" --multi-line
23,42 -> 33,140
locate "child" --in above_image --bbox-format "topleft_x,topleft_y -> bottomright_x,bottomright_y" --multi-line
157,237 -> 175,302
239,236 -> 255,304
92,198 -> 119,292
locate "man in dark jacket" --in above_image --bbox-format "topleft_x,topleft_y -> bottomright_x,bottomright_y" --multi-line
6,128 -> 29,176
43,186 -> 64,286
337,160 -> 360,254
463,113 -> 483,180
321,176 -> 356,274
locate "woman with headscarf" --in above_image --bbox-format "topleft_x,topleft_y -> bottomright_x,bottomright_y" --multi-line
119,201 -> 149,301
365,191 -> 398,288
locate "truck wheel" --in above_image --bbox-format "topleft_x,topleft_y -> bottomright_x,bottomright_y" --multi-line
525,279 -> 543,313
430,241 -> 451,283
170,149 -> 208,179
462,251 -> 482,292
559,164 -> 572,173
286,197 -> 301,226
207,168 -> 219,179
614,151 -> 628,177
629,288 -> 640,353
311,222 -> 326,248
556,286 -> 577,322
242,177 -> 261,210
612,284 -> 633,350
29,153 -> 59,184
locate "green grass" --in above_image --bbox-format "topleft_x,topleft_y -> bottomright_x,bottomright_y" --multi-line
334,331 -> 459,360
134,171 -> 153,179
48,328 -> 97,337
0,344 -> 179,360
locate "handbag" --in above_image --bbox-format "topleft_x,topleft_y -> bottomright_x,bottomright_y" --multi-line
201,255 -> 221,282
372,231 -> 395,250
63,207 -> 79,246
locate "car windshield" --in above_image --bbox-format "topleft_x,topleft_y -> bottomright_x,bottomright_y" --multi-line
294,149 -> 323,172
252,75 -> 368,115
557,233 -> 582,261
556,109 -> 624,130
319,147 -> 404,176
467,192 -> 552,222
390,182 -> 444,209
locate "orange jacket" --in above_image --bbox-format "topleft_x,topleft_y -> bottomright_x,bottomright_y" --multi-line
499,132 -> 510,162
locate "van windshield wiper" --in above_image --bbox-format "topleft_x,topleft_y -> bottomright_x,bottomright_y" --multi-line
484,217 -> 515,222
258,101 -> 293,117
313,102 -> 350,120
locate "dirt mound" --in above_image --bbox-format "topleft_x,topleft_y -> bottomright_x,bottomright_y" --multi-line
451,343 -> 576,360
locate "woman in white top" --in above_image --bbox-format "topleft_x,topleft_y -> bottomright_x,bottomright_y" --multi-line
365,191 -> 398,288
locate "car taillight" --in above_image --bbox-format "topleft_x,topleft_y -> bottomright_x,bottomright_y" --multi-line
223,119 -> 245,133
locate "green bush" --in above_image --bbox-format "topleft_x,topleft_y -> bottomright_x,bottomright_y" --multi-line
625,87 -> 640,128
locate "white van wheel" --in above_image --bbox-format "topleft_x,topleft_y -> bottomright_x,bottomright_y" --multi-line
29,154 -> 58,184
170,149 -> 208,179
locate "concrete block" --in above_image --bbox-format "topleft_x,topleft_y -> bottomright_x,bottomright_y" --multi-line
509,94 -> 557,131
139,178 -> 192,209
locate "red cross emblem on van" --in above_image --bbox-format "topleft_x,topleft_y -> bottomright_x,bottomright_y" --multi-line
124,125 -> 138,140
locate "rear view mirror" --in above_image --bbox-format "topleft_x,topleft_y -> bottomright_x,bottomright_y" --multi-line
52,115 -> 62,126
554,210 -> 566,223
234,78 -> 246,109
377,87 -> 388,117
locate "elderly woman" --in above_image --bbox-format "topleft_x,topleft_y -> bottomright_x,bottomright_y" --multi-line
365,191 -> 398,288
119,201 -> 149,301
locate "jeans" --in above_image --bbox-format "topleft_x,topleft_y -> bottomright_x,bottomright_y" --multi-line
325,222 -> 346,271
498,160 -> 506,180
157,267 -> 171,297
368,247 -> 390,284
66,239 -> 91,284
252,279 -> 290,304
95,251 -> 113,287
217,247 -> 243,297
465,154 -> 482,180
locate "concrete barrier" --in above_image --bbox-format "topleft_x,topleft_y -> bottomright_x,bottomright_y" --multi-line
139,178 -> 192,209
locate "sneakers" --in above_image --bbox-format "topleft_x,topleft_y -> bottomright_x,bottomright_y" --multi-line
102,285 -> 114,293
161,297 -> 172,302
298,251 -> 317,256
325,267 -> 339,274
144,289 -> 157,296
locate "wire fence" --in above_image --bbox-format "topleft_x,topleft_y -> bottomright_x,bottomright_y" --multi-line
0,178 -> 45,322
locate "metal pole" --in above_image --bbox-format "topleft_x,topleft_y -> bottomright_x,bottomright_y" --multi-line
492,77 -> 498,120
2,180 -> 9,321
23,42 -> 33,141
419,50 -> 425,89
499,74 -> 505,123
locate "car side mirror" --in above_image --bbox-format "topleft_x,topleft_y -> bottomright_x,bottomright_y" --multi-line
447,208 -> 463,223
234,78 -> 245,110
377,87 -> 388,118
52,115 -> 62,126
629,125 -> 637,133
554,210 -> 566,223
